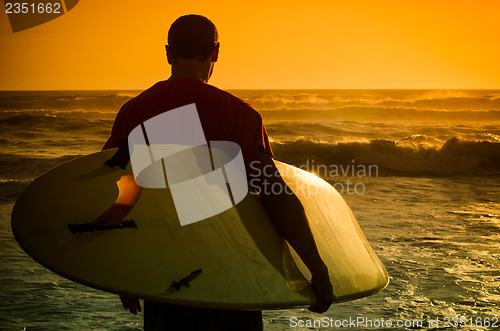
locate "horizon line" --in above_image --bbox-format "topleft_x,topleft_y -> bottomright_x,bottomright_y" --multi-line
1,88 -> 500,92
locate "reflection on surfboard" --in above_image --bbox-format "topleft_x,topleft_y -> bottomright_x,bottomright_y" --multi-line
89,175 -> 143,228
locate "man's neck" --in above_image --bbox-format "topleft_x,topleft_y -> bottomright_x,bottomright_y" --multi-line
169,59 -> 212,82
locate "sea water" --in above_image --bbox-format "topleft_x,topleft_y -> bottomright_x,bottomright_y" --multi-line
0,89 -> 499,330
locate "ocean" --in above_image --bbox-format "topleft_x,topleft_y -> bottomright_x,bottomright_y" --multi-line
0,89 -> 499,330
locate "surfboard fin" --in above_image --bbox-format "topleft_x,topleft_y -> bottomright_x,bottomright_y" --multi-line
68,219 -> 137,234
170,269 -> 204,291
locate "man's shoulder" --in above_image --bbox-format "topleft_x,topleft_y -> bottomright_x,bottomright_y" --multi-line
206,86 -> 263,123
123,80 -> 260,119
201,83 -> 256,111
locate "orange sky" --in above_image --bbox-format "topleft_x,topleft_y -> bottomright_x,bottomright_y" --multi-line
1,0 -> 499,90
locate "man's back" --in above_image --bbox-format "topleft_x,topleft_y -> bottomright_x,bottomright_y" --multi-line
103,79 -> 273,168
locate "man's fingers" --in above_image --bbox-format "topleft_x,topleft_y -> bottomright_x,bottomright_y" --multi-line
129,299 -> 141,315
308,302 -> 329,313
120,296 -> 142,315
120,296 -> 128,310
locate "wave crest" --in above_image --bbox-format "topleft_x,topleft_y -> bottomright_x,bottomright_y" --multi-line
272,137 -> 500,176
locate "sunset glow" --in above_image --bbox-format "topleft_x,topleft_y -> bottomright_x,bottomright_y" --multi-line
1,0 -> 499,90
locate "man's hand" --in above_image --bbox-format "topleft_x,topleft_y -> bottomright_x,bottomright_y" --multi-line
120,295 -> 142,315
308,268 -> 336,313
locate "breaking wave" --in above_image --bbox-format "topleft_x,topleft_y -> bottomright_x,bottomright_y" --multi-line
272,137 -> 500,177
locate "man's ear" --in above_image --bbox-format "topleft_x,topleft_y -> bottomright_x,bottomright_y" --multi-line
165,45 -> 173,65
211,42 -> 220,62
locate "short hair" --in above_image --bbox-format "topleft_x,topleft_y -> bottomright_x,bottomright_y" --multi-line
168,15 -> 218,60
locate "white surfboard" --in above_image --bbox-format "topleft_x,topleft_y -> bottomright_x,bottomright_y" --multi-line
11,148 -> 388,310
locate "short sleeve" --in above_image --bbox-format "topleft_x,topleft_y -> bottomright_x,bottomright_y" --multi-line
102,99 -> 134,150
259,119 -> 273,158
233,104 -> 274,169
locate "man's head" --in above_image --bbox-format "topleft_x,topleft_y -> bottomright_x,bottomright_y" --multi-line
167,15 -> 219,61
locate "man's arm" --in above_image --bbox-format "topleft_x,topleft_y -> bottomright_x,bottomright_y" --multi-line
248,150 -> 335,313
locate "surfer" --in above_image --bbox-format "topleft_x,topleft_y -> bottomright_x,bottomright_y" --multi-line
99,14 -> 334,330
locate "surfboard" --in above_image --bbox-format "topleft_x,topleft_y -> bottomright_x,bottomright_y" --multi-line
11,148 -> 388,310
